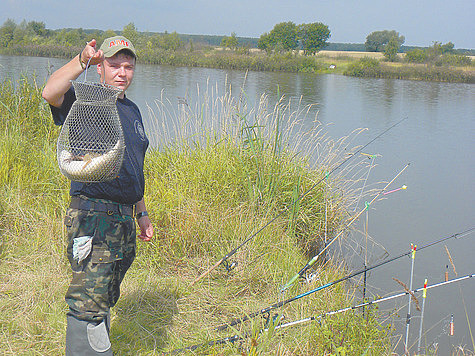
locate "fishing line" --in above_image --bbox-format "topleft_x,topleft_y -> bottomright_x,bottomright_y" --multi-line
190,117 -> 408,285
409,313 -> 452,352
215,227 -> 474,331
171,274 -> 474,354
353,153 -> 379,211
336,225 -> 389,269
281,163 -> 410,292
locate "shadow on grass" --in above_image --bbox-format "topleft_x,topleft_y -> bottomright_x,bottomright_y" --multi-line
111,286 -> 179,355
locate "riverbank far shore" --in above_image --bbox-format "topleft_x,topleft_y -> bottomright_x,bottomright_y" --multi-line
1,45 -> 474,83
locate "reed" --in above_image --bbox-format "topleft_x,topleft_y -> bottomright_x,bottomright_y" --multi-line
0,44 -> 81,59
0,77 -> 69,355
136,48 -> 330,73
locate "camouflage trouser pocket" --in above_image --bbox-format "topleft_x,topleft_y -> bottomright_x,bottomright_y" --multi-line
64,208 -> 136,322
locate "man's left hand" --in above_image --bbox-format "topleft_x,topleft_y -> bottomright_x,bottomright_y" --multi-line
137,215 -> 153,242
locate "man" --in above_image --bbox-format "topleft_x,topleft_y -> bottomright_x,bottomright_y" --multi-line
42,36 -> 153,355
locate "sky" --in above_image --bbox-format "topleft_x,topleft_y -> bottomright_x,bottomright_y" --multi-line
1,0 -> 474,49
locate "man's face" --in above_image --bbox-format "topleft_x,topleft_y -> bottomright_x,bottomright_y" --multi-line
97,53 -> 135,97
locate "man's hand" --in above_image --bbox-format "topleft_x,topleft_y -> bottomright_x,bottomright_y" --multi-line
79,39 -> 105,68
137,215 -> 153,242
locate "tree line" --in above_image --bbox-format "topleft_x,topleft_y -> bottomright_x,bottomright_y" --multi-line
0,19 -> 471,74
0,19 -> 187,53
0,19 -> 332,56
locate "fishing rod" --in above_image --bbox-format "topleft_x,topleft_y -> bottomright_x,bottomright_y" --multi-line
404,243 -> 417,353
417,278 -> 428,354
216,227 -> 474,331
273,273 -> 474,332
362,198 -> 370,318
190,117 -> 408,285
281,163 -> 410,292
171,273 -> 474,354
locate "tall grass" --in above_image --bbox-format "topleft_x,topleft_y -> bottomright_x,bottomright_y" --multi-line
0,77 -> 70,355
0,78 -> 391,355
139,81 -> 389,354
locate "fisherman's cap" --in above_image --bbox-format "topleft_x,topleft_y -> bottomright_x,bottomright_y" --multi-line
100,36 -> 136,58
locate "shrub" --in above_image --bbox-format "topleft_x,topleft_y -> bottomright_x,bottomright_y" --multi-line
344,57 -> 380,77
405,48 -> 428,63
435,53 -> 472,66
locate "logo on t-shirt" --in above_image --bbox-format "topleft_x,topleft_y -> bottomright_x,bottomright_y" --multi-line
134,120 -> 146,141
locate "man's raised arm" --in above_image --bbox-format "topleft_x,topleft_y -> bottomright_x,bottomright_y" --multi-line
42,39 -> 104,107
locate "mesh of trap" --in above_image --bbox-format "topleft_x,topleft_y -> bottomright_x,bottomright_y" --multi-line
57,81 -> 125,182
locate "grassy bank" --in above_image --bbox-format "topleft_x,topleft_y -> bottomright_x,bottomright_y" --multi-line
0,78 -> 392,354
344,57 -> 475,83
1,43 -> 335,74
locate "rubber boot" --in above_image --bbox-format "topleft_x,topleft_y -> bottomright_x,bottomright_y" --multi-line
105,311 -> 111,333
66,315 -> 113,355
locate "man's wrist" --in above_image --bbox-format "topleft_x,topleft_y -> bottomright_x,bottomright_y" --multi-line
78,50 -> 89,70
135,211 -> 148,220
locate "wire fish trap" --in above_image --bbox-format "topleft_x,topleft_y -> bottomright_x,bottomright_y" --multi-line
57,80 -> 125,182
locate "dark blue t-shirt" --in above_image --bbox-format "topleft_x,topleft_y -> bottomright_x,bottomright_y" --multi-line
50,87 -> 149,205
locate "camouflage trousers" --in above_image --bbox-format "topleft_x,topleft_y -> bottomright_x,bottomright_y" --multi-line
64,199 -> 136,323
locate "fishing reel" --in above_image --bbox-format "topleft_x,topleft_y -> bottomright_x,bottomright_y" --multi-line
223,259 -> 238,272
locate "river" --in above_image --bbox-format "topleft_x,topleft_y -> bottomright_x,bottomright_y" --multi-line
1,54 -> 474,355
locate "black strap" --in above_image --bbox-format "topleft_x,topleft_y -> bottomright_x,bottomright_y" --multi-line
69,196 -> 135,216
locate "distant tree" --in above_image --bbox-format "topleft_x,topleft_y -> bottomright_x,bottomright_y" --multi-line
122,22 -> 139,46
159,31 -> 182,51
26,21 -> 47,36
0,19 -> 17,47
99,29 -> 117,44
61,28 -> 85,47
269,21 -> 299,51
258,22 -> 299,52
221,32 -> 239,50
12,20 -> 28,44
440,42 -> 455,54
383,36 -> 400,61
258,32 -> 272,53
429,41 -> 455,55
88,30 -> 102,42
298,22 -> 330,55
365,30 -> 404,52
